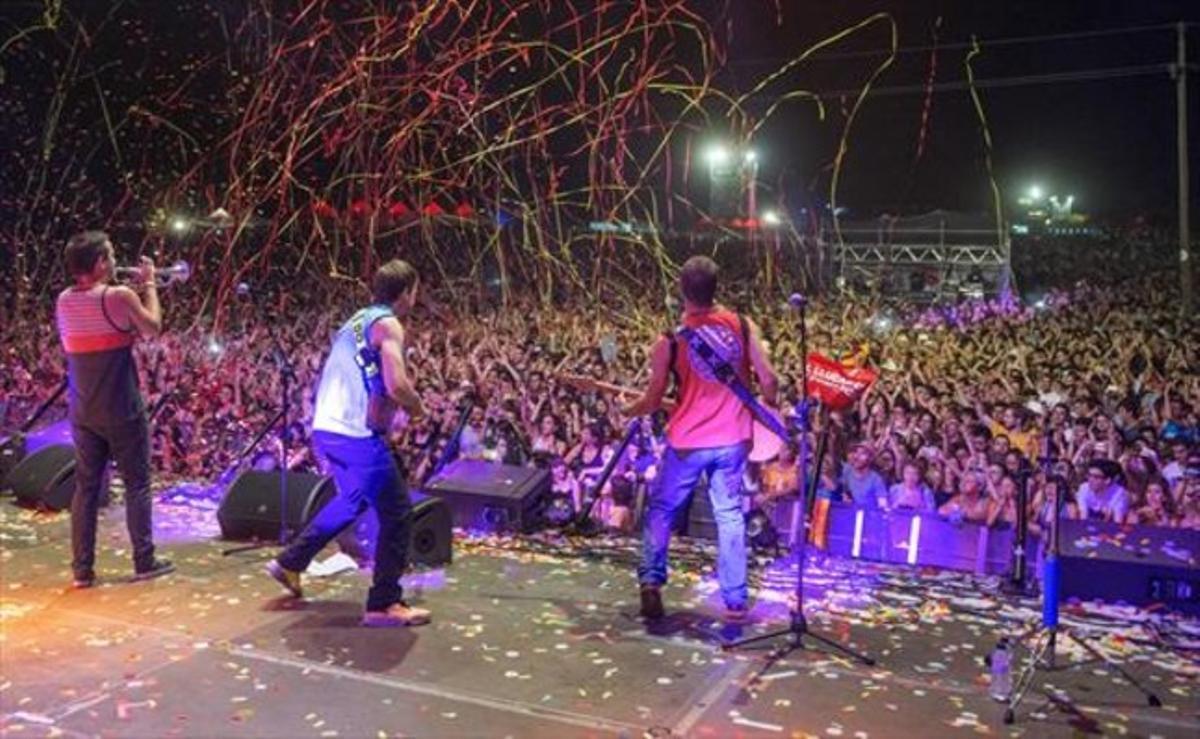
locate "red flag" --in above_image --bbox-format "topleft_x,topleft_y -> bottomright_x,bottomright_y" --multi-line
805,353 -> 877,410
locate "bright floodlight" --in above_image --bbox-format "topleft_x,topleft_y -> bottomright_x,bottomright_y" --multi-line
170,217 -> 189,233
1027,185 -> 1043,201
704,144 -> 730,167
763,210 -> 781,226
743,149 -> 757,164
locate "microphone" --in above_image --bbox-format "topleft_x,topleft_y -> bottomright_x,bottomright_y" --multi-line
788,293 -> 807,310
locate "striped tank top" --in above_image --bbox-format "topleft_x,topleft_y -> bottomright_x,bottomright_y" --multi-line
56,285 -> 144,425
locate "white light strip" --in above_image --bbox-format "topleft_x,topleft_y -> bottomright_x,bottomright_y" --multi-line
852,509 -> 864,558
907,515 -> 922,566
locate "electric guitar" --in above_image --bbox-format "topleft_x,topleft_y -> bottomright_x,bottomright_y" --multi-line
556,374 -> 788,463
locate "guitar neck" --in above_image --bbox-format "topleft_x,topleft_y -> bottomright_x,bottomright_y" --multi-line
585,380 -> 642,397
560,375 -> 677,413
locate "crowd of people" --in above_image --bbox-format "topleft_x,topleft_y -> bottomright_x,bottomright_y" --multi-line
3,264 -> 1198,537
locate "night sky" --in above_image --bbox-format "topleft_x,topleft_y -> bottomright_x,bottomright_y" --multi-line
722,0 -> 1200,218
1,0 -> 1197,230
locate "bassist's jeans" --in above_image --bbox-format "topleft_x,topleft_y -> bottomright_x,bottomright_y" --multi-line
638,442 -> 749,608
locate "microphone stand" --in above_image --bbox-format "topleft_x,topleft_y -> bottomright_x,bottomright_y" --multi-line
224,318 -> 297,556
1001,465 -> 1036,596
1004,436 -> 1160,723
724,294 -> 874,666
568,418 -> 640,536
16,378 -> 68,434
423,396 -> 475,485
209,408 -> 285,496
1,378 -> 69,477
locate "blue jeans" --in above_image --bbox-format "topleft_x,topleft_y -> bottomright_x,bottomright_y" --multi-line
278,431 -> 411,612
639,443 -> 749,608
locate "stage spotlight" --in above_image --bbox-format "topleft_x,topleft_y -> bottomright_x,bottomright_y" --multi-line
762,210 -> 781,226
170,217 -> 190,234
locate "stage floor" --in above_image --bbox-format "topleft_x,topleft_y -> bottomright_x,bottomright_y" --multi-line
1,499 -> 1197,738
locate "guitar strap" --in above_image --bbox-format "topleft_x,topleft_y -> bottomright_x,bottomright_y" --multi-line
663,314 -> 748,390
671,315 -> 790,441
350,305 -> 395,395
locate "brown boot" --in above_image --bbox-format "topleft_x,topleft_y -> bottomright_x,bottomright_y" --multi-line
640,584 -> 665,621
362,601 -> 432,627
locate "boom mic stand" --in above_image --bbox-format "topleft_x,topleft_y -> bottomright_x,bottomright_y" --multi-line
423,394 -> 475,485
1,378 -> 69,478
223,319 -> 297,556
724,293 -> 874,666
1004,439 -> 1161,723
209,407 -> 285,495
568,418 -> 640,536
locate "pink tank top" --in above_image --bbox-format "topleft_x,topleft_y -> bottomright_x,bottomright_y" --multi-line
666,307 -> 752,450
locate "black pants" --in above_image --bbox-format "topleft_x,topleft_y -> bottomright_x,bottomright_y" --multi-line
278,431 -> 411,611
70,416 -> 156,577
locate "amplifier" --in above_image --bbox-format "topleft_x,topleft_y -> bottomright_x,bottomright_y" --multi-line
1058,518 -> 1199,616
423,459 -> 550,533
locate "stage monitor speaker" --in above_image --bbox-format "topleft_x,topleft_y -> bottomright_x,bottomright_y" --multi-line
680,481 -> 718,540
0,434 -> 27,484
1058,518 -> 1199,616
336,493 -> 453,567
217,470 -> 335,541
423,459 -> 550,532
4,443 -> 79,510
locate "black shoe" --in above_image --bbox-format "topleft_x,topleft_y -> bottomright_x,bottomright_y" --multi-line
132,558 -> 175,582
72,573 -> 96,589
640,584 -> 665,621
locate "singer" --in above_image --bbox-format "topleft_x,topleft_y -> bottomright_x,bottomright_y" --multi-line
621,256 -> 778,622
265,259 -> 431,627
56,231 -> 174,588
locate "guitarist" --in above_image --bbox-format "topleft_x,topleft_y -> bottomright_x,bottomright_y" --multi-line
265,259 -> 430,627
622,256 -> 778,622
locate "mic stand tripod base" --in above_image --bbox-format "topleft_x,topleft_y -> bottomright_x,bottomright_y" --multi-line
1004,624 -> 1161,724
721,608 -> 876,667
222,535 -> 290,557
721,544 -> 875,666
998,577 -> 1038,598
